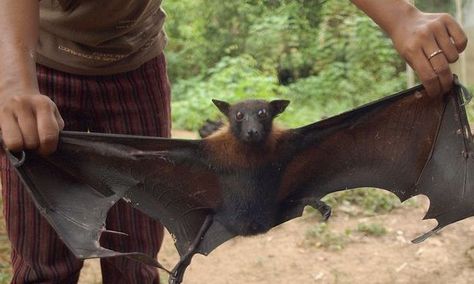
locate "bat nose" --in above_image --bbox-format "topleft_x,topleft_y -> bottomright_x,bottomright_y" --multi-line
246,129 -> 258,138
242,127 -> 263,143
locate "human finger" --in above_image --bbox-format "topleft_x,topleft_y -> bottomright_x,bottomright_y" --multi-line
0,112 -> 23,152
443,14 -> 468,52
35,101 -> 60,156
409,50 -> 441,96
54,107 -> 65,130
424,37 -> 453,95
433,22 -> 460,63
16,106 -> 40,150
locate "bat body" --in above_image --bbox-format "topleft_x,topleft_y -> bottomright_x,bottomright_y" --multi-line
5,81 -> 474,283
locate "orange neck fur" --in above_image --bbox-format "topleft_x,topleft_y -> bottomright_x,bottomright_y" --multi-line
204,124 -> 285,169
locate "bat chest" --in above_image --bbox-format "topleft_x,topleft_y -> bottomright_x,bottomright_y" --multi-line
215,165 -> 283,236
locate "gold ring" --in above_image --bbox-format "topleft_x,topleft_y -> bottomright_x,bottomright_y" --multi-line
428,49 -> 443,60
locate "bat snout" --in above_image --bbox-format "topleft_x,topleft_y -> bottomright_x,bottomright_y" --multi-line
247,129 -> 258,137
244,129 -> 262,142
236,220 -> 271,236
234,216 -> 274,236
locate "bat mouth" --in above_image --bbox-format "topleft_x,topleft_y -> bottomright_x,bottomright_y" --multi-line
240,221 -> 272,236
242,137 -> 264,144
225,217 -> 273,236
241,132 -> 268,145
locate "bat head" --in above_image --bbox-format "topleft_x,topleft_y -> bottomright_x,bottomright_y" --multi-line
212,99 -> 290,144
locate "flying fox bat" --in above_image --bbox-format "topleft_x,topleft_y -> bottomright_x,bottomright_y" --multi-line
4,81 -> 474,284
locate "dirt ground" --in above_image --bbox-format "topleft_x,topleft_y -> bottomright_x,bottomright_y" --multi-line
75,197 -> 474,284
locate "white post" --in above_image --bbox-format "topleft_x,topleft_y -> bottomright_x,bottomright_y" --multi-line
455,0 -> 467,83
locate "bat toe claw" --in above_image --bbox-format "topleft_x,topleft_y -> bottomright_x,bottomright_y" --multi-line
168,258 -> 192,284
321,207 -> 331,221
315,201 -> 331,221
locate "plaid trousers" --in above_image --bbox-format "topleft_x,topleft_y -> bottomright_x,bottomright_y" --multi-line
1,54 -> 171,283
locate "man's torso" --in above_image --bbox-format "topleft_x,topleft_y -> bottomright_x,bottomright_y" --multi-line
37,0 -> 167,75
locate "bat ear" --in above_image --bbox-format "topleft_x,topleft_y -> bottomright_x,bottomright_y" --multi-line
270,100 -> 290,116
212,99 -> 231,116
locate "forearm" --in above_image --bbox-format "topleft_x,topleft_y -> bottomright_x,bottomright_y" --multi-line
0,0 -> 40,94
350,0 -> 419,36
0,1 -> 64,155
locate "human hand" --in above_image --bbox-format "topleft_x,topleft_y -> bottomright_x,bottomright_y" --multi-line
0,89 -> 65,156
389,10 -> 467,96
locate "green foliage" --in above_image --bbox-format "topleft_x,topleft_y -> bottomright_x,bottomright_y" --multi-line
0,273 -> 10,284
415,0 -> 461,14
466,85 -> 474,122
172,55 -> 283,129
165,1 -> 406,130
305,223 -> 349,250
417,1 -> 453,13
280,2 -> 405,127
356,222 -> 387,237
163,0 -> 325,81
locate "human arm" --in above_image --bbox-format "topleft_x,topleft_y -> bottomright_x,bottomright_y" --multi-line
351,0 -> 468,96
0,0 -> 64,155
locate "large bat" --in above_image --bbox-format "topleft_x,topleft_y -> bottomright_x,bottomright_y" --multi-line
5,81 -> 474,284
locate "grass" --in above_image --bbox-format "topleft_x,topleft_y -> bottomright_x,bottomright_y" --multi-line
356,222 -> 387,237
304,188 -> 401,250
160,274 -> 169,284
323,188 -> 404,216
305,223 -> 349,251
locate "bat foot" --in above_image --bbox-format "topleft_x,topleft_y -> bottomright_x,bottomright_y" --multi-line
169,265 -> 188,284
168,215 -> 214,284
315,200 -> 331,221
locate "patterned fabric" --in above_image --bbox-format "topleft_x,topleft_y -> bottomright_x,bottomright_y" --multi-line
1,54 -> 170,283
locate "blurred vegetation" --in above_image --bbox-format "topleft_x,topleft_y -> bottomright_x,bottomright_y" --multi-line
163,0 -> 474,130
163,0 -> 406,129
356,222 -> 387,237
466,85 -> 474,122
304,221 -> 387,250
323,188 -> 403,216
0,196 -> 10,284
417,0 -> 457,13
305,222 -> 349,250
416,0 -> 472,14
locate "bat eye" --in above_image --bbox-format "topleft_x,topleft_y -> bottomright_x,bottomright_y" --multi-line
257,109 -> 268,119
235,111 -> 244,121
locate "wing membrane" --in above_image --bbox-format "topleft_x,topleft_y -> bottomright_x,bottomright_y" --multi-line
8,132 -> 221,264
278,84 -> 474,240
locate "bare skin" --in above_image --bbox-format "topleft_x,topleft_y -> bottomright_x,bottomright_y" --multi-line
0,0 -> 64,156
0,0 -> 467,155
351,0 -> 468,97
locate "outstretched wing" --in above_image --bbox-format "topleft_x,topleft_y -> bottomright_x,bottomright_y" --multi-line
7,131 -> 222,265
277,82 -> 474,241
